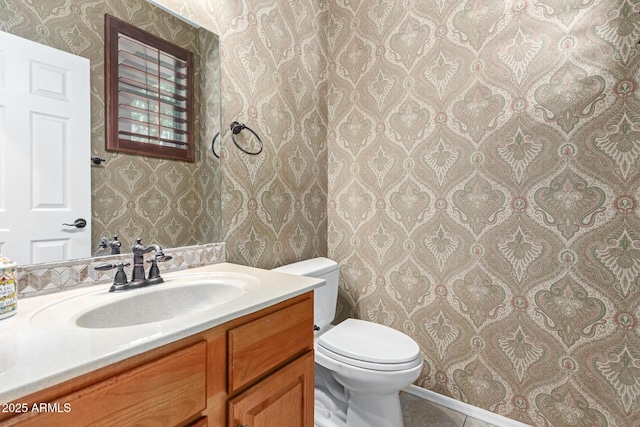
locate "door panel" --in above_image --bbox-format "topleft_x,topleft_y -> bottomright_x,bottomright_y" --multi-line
0,30 -> 90,265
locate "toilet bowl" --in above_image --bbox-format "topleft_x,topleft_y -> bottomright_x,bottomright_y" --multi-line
315,319 -> 422,427
273,258 -> 423,427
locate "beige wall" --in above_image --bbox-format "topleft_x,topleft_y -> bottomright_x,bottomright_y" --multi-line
153,0 -> 329,267
326,1 -> 640,426
5,0 -> 640,425
85,0 -> 640,425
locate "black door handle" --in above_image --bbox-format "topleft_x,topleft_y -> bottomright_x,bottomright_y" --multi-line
63,218 -> 87,228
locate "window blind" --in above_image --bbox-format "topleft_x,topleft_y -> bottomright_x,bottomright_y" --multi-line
105,14 -> 194,162
117,34 -> 189,148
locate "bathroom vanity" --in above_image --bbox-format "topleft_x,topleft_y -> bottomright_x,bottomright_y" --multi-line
0,263 -> 322,427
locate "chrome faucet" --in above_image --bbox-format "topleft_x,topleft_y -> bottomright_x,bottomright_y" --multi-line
130,238 -> 172,287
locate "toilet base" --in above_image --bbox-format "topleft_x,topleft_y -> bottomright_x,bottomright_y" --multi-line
314,389 -> 404,427
314,363 -> 406,427
344,389 -> 403,427
315,364 -> 347,427
314,407 -> 345,427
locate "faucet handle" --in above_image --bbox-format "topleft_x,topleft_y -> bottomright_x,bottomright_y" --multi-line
95,262 -> 120,271
95,262 -> 131,292
98,235 -> 121,255
145,253 -> 172,283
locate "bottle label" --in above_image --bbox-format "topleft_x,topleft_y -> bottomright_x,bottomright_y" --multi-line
0,265 -> 17,318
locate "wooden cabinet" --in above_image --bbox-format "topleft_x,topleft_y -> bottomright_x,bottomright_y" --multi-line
0,292 -> 314,427
227,297 -> 314,427
228,352 -> 314,427
187,417 -> 208,427
228,297 -> 313,393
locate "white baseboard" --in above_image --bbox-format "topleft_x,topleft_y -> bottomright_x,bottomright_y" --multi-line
402,385 -> 532,427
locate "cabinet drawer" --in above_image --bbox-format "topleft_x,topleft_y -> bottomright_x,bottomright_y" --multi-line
12,341 -> 207,427
228,297 -> 313,393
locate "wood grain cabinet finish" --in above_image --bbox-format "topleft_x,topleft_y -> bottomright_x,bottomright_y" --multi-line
0,292 -> 314,427
228,297 -> 313,393
187,417 -> 208,427
1,341 -> 207,427
228,351 -> 314,427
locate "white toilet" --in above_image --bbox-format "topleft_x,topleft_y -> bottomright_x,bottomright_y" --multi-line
273,257 -> 423,427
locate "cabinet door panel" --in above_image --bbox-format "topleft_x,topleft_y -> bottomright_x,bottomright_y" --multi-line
228,351 -> 314,427
228,297 -> 313,393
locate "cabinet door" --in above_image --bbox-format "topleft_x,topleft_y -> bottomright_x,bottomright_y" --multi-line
228,351 -> 314,427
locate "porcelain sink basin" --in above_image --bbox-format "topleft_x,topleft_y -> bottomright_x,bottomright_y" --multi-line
30,272 -> 258,330
76,279 -> 244,328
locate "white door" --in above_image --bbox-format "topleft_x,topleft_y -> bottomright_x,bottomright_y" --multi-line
0,30 -> 90,265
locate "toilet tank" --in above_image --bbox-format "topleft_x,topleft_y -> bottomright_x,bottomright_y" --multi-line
272,257 -> 339,331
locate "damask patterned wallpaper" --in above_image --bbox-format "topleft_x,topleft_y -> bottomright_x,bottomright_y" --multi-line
4,0 -> 640,425
0,0 -> 221,253
163,0 -> 640,425
326,0 -> 640,426
153,0 -> 330,266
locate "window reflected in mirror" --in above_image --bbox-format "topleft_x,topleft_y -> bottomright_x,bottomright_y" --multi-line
105,14 -> 195,162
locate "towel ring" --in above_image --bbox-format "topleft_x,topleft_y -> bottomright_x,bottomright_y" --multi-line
230,121 -> 263,155
211,132 -> 220,158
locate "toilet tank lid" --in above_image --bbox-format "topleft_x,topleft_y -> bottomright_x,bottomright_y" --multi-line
272,257 -> 338,277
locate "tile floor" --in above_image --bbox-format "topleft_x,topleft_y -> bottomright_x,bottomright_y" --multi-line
400,392 -> 499,427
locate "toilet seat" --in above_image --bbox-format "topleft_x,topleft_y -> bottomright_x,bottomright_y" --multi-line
317,319 -> 421,371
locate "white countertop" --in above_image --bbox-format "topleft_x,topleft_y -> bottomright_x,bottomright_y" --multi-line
0,262 -> 324,403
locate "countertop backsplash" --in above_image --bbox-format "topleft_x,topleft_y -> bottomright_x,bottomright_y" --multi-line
14,243 -> 225,298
